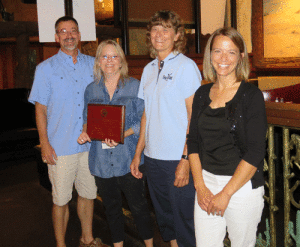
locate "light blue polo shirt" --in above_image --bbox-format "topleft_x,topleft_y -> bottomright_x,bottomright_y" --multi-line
29,49 -> 95,156
138,52 -> 202,160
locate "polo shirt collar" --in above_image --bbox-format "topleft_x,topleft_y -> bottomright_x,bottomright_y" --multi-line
151,51 -> 180,66
164,51 -> 179,62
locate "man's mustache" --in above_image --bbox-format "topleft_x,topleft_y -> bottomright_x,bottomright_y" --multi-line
63,38 -> 75,42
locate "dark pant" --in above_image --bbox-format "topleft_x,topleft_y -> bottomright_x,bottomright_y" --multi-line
144,156 -> 196,247
95,172 -> 153,243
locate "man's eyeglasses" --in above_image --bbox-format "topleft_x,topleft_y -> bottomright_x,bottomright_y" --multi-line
57,29 -> 79,36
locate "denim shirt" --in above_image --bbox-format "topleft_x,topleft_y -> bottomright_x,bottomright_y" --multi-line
83,77 -> 144,178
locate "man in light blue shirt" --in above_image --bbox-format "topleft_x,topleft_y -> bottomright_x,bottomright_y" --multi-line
29,16 -> 107,247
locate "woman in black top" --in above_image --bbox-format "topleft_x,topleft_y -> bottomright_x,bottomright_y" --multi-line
187,27 -> 267,247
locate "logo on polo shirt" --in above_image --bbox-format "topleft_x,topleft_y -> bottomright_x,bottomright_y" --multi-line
163,73 -> 173,81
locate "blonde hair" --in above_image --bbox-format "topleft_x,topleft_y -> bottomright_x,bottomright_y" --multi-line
146,10 -> 186,58
94,40 -> 128,84
203,27 -> 250,83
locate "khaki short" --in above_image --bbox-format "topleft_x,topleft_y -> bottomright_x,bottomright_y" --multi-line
47,151 -> 97,206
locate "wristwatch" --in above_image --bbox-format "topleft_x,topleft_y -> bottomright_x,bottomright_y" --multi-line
181,155 -> 188,160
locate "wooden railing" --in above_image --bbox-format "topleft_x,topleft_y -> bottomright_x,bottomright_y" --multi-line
258,102 -> 300,247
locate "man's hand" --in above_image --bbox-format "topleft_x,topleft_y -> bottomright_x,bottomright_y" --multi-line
41,142 -> 57,165
35,102 -> 57,165
174,159 -> 190,187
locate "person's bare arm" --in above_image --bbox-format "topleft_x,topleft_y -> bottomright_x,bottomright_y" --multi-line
207,160 -> 257,216
189,153 -> 214,211
174,94 -> 194,187
35,102 -> 57,165
130,110 -> 146,179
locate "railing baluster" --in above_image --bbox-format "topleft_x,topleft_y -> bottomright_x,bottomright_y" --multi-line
268,125 -> 277,246
283,127 -> 292,246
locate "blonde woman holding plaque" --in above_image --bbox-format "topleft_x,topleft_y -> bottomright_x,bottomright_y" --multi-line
78,40 -> 153,247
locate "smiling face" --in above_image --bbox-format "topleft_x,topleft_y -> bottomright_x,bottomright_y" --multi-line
211,35 -> 244,81
55,20 -> 80,54
99,44 -> 121,77
150,24 -> 180,60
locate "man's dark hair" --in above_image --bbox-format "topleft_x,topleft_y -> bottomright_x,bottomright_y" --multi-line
55,16 -> 79,31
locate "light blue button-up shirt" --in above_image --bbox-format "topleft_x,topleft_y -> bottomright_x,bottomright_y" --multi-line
29,49 -> 95,156
83,77 -> 144,178
138,52 -> 202,160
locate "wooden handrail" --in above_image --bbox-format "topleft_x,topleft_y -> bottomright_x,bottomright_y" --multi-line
265,102 -> 300,128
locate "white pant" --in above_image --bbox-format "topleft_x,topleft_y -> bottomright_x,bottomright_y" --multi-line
194,170 -> 264,247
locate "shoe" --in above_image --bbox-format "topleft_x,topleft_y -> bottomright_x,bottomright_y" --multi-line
79,238 -> 110,247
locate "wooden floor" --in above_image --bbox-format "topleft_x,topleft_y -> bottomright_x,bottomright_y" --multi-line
0,159 -> 109,247
0,156 -> 169,247
0,154 -> 286,247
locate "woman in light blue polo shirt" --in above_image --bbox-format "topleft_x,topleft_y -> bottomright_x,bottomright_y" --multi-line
131,10 -> 202,247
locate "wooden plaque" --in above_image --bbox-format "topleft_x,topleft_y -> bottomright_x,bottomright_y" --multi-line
87,104 -> 125,144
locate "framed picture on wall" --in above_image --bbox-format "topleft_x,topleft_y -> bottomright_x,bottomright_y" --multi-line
252,0 -> 300,68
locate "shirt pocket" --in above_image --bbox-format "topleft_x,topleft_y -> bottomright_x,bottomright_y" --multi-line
82,72 -> 94,87
50,75 -> 72,102
88,98 -> 105,104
